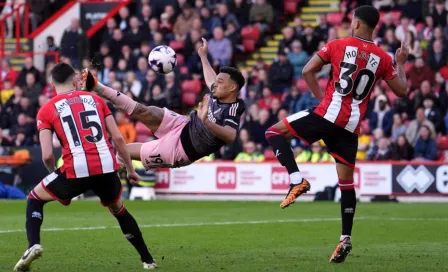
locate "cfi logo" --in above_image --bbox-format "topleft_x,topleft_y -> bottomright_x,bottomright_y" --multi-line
216,167 -> 237,189
396,165 -> 434,193
155,169 -> 170,189
271,167 -> 290,190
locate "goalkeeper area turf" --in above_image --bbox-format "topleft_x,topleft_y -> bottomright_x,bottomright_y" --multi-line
1,200 -> 447,272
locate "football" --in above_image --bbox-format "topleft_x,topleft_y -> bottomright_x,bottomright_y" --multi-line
148,45 -> 177,74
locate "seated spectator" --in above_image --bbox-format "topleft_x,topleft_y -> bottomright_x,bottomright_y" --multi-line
423,97 -> 445,134
163,5 -> 176,25
120,45 -> 137,70
412,80 -> 437,112
60,18 -> 88,68
234,141 -> 265,162
282,86 -> 300,114
0,128 -> 12,146
258,87 -> 274,110
224,22 -> 243,54
296,141 -> 333,163
16,57 -> 40,87
17,97 -> 36,120
395,14 -> 417,42
270,98 -> 282,120
391,135 -> 414,161
278,27 -> 296,53
407,57 -> 434,91
173,4 -> 199,40
117,6 -> 130,31
295,90 -> 319,112
150,84 -> 168,108
413,126 -> 438,161
37,95 -> 49,111
1,80 -> 14,105
366,128 -> 384,158
254,69 -> 269,94
391,113 -> 407,142
406,108 -> 436,146
230,0 -> 251,27
139,4 -> 153,27
98,56 -> 114,86
292,17 -> 304,37
200,7 -> 213,34
208,27 -> 233,67
125,16 -> 150,51
139,41 -> 151,59
277,109 -> 288,122
248,108 -> 273,149
10,114 -> 35,144
107,72 -> 118,87
427,40 -> 448,71
314,14 -> 333,41
384,29 -> 400,54
185,29 -> 202,57
367,137 -> 391,161
108,29 -> 125,61
140,70 -> 159,103
3,86 -> 24,116
115,111 -> 136,144
212,3 -> 239,31
269,50 -> 293,94
24,73 -> 42,105
124,71 -> 143,98
377,12 -> 395,38
115,59 -> 128,82
102,18 -> 117,42
432,0 -> 447,27
369,94 -> 394,136
405,31 -> 422,60
300,25 -> 321,55
328,27 -> 337,41
337,17 -> 350,38
136,57 -> 149,84
288,40 -> 310,80
356,129 -> 371,161
1,60 -> 18,89
163,72 -> 181,110
423,15 -> 434,41
249,0 -> 273,34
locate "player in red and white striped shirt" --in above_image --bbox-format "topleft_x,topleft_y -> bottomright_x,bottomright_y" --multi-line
15,63 -> 157,272
265,6 -> 409,263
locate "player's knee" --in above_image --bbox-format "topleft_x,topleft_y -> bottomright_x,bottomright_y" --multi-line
108,200 -> 126,216
265,126 -> 285,141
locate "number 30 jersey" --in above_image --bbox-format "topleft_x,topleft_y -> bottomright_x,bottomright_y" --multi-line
315,36 -> 397,134
37,90 -> 119,178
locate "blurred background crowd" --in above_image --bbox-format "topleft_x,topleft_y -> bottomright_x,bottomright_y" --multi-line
1,0 -> 448,164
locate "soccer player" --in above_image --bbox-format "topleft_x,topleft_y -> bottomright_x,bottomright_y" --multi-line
265,6 -> 409,263
81,38 -> 245,170
14,63 -> 157,271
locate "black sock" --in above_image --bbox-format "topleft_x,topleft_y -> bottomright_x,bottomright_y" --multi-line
26,198 -> 46,248
114,208 -> 154,263
265,130 -> 299,174
340,188 -> 356,237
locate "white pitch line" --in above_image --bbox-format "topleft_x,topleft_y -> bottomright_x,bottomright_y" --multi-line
1,217 -> 447,234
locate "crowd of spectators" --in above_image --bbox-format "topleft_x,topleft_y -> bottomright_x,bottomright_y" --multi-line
0,0 -> 447,163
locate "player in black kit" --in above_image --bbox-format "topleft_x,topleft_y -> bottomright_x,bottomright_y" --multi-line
82,38 -> 245,169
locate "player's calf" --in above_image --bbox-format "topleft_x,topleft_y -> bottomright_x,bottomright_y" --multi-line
108,200 -> 157,268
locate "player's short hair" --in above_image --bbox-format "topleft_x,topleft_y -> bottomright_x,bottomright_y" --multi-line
220,66 -> 245,91
51,62 -> 76,84
354,5 -> 380,29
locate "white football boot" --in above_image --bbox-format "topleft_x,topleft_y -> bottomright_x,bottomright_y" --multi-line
14,244 -> 44,272
143,262 -> 158,270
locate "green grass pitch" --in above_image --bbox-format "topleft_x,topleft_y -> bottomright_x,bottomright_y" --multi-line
1,200 -> 448,272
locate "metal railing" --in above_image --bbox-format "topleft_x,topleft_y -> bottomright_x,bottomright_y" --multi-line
0,3 -> 30,59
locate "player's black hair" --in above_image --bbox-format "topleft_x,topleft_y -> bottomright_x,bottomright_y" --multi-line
51,62 -> 76,84
220,66 -> 245,92
353,5 -> 380,30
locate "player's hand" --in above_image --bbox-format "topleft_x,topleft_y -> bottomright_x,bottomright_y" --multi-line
198,38 -> 208,58
395,41 -> 409,65
197,94 -> 210,122
127,171 -> 141,185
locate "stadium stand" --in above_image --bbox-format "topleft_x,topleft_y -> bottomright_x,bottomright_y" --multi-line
0,0 -> 447,164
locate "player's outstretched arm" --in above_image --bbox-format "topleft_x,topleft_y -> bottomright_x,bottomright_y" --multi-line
386,42 -> 409,97
39,129 -> 55,173
105,115 -> 140,184
198,95 -> 237,144
302,55 -> 325,101
198,38 -> 217,90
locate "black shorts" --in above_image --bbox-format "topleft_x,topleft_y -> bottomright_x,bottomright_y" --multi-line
41,169 -> 122,206
283,109 -> 358,168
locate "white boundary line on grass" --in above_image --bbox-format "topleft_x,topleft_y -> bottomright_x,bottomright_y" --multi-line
1,217 -> 448,234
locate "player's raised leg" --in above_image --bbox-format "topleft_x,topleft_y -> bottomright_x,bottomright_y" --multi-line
108,199 -> 157,270
265,113 -> 311,209
81,69 -> 164,133
14,183 -> 53,272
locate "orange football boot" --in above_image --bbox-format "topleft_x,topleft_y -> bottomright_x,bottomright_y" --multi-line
279,179 -> 311,208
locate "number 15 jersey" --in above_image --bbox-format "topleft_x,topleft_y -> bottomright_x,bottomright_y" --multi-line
37,90 -> 119,179
315,36 -> 397,134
